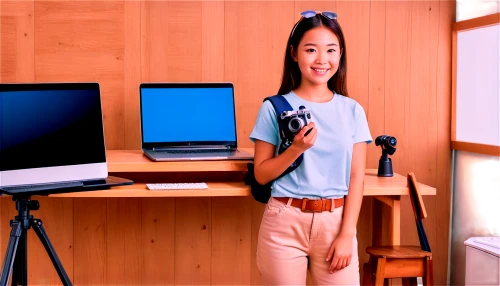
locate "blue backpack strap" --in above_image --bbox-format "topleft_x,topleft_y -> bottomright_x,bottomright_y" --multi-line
265,95 -> 292,144
263,95 -> 303,176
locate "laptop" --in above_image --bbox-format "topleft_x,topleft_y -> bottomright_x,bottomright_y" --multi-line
0,83 -> 133,196
140,83 -> 254,161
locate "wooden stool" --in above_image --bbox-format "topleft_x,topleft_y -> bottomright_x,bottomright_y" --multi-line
363,173 -> 433,286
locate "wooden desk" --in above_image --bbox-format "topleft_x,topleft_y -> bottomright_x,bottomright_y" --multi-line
51,149 -> 436,246
0,149 -> 436,285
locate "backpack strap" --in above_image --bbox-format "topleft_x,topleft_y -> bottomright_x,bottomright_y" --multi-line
264,95 -> 304,176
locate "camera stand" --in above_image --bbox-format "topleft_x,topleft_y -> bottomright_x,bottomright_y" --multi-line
0,195 -> 72,286
377,153 -> 393,177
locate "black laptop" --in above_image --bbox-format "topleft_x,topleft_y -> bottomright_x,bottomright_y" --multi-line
140,83 -> 254,161
0,83 -> 133,196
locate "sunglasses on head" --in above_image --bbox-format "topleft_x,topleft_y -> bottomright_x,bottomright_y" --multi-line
290,10 -> 338,38
301,10 -> 337,20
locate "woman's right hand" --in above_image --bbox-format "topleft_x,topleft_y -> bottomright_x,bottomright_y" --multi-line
254,122 -> 317,185
291,122 -> 317,152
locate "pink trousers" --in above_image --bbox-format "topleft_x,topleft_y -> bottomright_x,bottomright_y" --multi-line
256,197 -> 360,286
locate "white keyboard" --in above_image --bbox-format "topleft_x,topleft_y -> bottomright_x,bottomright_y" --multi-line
146,183 -> 208,190
473,236 -> 500,249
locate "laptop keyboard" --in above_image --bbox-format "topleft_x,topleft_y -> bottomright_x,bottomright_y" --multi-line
161,149 -> 233,154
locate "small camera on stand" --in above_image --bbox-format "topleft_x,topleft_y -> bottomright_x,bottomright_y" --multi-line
279,106 -> 312,149
375,135 -> 397,177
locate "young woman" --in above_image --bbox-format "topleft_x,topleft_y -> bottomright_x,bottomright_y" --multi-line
249,11 -> 372,285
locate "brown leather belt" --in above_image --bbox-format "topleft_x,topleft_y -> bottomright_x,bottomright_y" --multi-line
273,197 -> 344,212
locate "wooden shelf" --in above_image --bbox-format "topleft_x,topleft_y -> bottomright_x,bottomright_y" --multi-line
106,149 -> 252,172
47,170 -> 436,198
43,149 -> 438,198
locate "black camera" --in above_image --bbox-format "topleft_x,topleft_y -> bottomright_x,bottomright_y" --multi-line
279,106 -> 312,148
375,135 -> 397,177
375,135 -> 397,155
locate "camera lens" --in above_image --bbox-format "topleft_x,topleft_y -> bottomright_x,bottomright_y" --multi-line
389,137 -> 397,146
288,118 -> 303,133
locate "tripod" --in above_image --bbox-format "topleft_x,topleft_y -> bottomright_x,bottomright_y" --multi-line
0,195 -> 72,285
377,152 -> 394,177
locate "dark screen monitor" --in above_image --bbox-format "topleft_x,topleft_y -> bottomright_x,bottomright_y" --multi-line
0,83 -> 108,188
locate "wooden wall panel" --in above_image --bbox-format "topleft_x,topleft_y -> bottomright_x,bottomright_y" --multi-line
337,1 -> 370,109
225,1 -> 294,148
385,2 -> 412,175
202,1 -> 224,82
0,1 -> 455,284
73,198 -> 107,285
106,198 -> 142,284
141,1 -> 202,83
124,1 -> 142,150
0,1 -> 34,83
141,198 -> 175,284
211,197 -> 252,285
34,1 -> 125,149
174,197 -> 211,285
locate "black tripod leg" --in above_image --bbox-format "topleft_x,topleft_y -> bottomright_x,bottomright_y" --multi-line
0,221 -> 22,286
30,219 -> 72,286
10,228 -> 27,286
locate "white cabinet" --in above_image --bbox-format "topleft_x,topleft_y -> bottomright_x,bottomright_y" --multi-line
465,237 -> 500,286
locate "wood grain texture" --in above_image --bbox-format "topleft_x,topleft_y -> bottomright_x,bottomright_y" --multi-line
73,198 -> 107,285
0,0 -> 34,83
124,1 -> 142,150
337,1 -> 370,109
34,1 -> 125,149
174,197 -> 211,285
141,1 -> 202,83
202,0 -> 224,82
141,198 -> 175,284
225,1 -> 294,148
106,198 -> 142,285
211,197 -> 252,285
367,0 -> 386,169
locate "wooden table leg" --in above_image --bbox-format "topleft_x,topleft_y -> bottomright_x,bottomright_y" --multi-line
389,196 -> 400,246
373,195 -> 401,246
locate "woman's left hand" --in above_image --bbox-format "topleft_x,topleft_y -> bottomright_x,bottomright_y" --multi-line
326,233 -> 353,272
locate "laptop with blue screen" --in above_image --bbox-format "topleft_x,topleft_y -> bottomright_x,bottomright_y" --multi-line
139,83 -> 254,161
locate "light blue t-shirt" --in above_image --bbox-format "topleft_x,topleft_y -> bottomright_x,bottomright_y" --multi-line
250,91 -> 372,199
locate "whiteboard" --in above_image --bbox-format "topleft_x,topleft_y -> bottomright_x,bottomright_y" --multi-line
456,24 -> 500,146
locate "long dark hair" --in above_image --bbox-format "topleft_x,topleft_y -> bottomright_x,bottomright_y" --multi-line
277,14 -> 348,97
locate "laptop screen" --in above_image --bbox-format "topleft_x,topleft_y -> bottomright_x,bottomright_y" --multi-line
140,83 -> 237,147
0,83 -> 108,187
